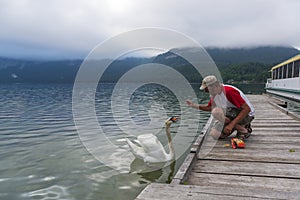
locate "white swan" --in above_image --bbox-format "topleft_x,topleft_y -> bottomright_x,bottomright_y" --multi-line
126,117 -> 177,163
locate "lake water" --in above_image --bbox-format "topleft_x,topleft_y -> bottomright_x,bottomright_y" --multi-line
0,83 -> 210,200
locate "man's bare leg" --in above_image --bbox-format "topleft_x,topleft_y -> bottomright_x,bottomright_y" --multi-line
212,107 -> 248,133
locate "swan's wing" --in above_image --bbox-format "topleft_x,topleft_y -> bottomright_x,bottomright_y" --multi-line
142,137 -> 170,163
126,138 -> 146,160
142,137 -> 165,152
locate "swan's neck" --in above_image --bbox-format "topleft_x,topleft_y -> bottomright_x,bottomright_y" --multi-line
166,124 -> 175,158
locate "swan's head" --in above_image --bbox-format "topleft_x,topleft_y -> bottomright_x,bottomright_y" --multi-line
165,116 -> 178,125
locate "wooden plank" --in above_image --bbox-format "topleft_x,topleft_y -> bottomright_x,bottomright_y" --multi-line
188,173 -> 300,192
193,160 -> 300,179
251,123 -> 300,127
253,116 -> 291,118
255,109 -> 286,112
252,118 -> 298,122
136,183 -> 300,200
252,119 -> 299,123
253,116 -> 292,119
252,118 -> 299,121
200,136 -> 300,145
200,145 -> 300,156
250,127 -> 300,131
250,135 -> 300,140
248,136 -> 300,143
248,133 -> 300,138
202,136 -> 300,146
212,133 -> 300,139
199,149 -> 300,163
210,142 -> 300,151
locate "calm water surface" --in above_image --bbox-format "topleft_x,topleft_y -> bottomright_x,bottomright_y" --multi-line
0,83 -> 209,200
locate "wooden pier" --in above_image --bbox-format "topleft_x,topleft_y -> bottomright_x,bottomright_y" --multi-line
136,95 -> 300,199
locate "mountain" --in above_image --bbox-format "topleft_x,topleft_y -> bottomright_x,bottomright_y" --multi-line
0,57 -> 152,83
209,46 -> 300,83
206,46 -> 300,67
0,58 -> 81,83
0,46 -> 299,83
153,46 -> 300,83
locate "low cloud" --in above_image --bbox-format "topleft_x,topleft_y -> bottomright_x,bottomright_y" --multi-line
0,0 -> 299,59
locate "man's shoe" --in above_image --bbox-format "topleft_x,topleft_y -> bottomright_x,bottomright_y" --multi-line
236,123 -> 252,140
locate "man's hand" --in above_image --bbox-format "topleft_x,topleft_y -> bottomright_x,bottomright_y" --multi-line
185,100 -> 195,107
224,123 -> 234,134
186,100 -> 211,111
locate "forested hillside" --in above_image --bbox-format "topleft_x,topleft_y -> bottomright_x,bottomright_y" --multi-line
206,46 -> 299,83
0,46 -> 299,83
155,46 -> 300,83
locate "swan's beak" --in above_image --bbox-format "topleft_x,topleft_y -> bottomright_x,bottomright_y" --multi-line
165,116 -> 178,124
169,117 -> 178,122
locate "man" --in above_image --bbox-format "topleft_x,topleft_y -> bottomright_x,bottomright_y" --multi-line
186,75 -> 255,140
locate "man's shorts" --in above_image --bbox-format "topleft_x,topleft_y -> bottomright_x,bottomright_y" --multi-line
225,107 -> 254,125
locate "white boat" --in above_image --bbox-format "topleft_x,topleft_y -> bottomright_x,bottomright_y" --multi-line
265,54 -> 300,102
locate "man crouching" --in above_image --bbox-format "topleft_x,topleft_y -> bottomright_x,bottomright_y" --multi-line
186,75 -> 255,140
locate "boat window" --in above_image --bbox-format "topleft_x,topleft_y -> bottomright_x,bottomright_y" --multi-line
275,68 -> 279,79
288,63 -> 293,78
294,60 -> 300,78
272,70 -> 276,80
283,65 -> 287,78
279,67 -> 282,79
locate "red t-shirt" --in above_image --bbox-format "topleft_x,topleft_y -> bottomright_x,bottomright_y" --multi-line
208,85 -> 246,108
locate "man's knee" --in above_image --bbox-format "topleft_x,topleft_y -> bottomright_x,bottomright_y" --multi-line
212,107 -> 225,122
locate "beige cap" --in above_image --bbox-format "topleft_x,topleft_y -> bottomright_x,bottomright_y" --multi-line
200,75 -> 218,90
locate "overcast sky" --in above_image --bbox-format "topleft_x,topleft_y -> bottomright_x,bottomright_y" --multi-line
1,0 -> 300,59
